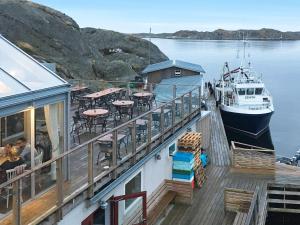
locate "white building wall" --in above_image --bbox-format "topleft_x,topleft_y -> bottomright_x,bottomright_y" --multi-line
57,115 -> 203,225
58,202 -> 99,225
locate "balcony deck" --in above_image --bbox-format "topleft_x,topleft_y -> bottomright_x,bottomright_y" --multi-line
0,83 -> 202,224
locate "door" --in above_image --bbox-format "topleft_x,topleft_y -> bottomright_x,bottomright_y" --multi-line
111,191 -> 147,225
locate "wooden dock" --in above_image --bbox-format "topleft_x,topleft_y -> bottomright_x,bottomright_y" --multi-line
162,97 -> 300,225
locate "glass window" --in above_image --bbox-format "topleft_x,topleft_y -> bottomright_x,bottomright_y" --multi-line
247,88 -> 254,95
125,172 -> 141,209
238,88 -> 246,95
255,88 -> 263,95
0,36 -> 66,91
0,69 -> 29,98
174,69 -> 181,76
0,111 -> 32,172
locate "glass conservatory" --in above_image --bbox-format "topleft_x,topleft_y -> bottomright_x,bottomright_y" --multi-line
0,35 -> 70,214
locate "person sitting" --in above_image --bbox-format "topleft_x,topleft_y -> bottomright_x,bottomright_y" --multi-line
0,148 -> 25,183
0,143 -> 13,157
15,137 -> 37,168
0,147 -> 24,171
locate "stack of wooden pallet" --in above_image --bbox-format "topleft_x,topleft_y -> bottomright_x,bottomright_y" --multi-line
176,132 -> 206,188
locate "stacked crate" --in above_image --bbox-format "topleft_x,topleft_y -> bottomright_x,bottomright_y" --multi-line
176,132 -> 206,188
172,151 -> 195,187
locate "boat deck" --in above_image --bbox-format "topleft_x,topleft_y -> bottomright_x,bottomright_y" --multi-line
161,97 -> 300,225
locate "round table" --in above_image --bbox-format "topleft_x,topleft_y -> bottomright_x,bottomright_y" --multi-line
83,109 -> 109,133
112,100 -> 134,107
83,109 -> 109,117
133,92 -> 152,98
113,100 -> 134,120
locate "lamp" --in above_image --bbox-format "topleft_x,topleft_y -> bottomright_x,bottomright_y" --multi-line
155,153 -> 161,160
100,201 -> 108,209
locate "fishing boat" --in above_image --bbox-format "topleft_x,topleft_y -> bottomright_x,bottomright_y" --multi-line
215,59 -> 274,136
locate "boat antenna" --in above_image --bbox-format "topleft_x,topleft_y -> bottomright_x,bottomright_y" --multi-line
148,26 -> 152,65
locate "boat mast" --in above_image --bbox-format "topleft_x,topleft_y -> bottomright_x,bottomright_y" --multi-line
148,27 -> 151,65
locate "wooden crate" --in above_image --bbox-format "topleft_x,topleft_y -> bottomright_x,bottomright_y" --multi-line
178,132 -> 202,149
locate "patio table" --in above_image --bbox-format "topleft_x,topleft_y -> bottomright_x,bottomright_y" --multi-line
83,109 -> 109,133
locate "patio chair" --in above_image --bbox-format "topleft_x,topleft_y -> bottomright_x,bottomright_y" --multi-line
94,114 -> 108,133
70,116 -> 86,144
78,97 -> 89,112
136,123 -> 147,143
3,164 -> 26,208
150,93 -> 157,108
152,112 -> 161,128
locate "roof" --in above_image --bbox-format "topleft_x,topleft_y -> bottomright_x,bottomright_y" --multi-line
154,75 -> 202,103
142,60 -> 205,74
0,35 -> 67,99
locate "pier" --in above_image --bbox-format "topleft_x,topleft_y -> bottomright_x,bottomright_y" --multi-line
162,97 -> 300,225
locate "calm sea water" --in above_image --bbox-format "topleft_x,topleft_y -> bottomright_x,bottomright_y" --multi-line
151,38 -> 300,157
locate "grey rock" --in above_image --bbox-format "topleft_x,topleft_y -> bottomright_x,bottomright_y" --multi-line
0,0 -> 168,80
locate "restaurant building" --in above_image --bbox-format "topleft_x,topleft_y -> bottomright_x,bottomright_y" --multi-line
0,34 -> 70,214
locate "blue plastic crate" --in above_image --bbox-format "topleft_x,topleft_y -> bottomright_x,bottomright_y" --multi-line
173,151 -> 194,162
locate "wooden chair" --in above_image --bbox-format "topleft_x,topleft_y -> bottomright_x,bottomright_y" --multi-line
3,164 -> 26,208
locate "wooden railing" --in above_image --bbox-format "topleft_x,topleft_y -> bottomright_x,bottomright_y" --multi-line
0,85 -> 202,225
224,187 -> 260,225
230,142 -> 275,171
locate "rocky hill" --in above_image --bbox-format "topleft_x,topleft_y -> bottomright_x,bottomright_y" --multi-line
0,0 -> 168,80
135,28 -> 300,40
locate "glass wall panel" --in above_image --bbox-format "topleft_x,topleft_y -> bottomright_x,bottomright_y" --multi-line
34,102 -> 64,195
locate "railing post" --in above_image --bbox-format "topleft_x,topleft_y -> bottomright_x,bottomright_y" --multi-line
173,85 -> 177,99
131,121 -> 137,163
160,106 -> 165,143
12,180 -> 21,225
112,130 -> 118,179
88,142 -> 94,199
189,91 -> 192,114
147,113 -> 152,153
172,100 -> 176,133
56,158 -> 63,221
180,95 -> 184,120
198,86 -> 202,114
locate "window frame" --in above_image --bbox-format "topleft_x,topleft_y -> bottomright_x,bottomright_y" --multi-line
174,69 -> 181,77
238,88 -> 246,95
124,171 -> 142,212
246,88 -> 255,95
255,88 -> 263,95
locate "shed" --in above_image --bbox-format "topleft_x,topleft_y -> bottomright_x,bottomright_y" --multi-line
142,59 -> 205,84
0,35 -> 70,194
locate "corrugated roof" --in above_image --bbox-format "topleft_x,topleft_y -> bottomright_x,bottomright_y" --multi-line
142,60 -> 205,74
0,35 -> 67,98
154,75 -> 202,103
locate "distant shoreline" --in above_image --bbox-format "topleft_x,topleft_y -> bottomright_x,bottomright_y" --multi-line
134,28 -> 300,41
140,37 -> 300,41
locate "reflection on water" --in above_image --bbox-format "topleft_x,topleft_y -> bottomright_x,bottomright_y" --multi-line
152,38 -> 300,157
224,126 -> 274,150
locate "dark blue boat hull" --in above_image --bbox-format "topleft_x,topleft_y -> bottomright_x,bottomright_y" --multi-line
220,109 -> 273,136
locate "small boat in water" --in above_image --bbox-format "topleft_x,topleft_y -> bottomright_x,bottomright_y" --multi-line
215,61 -> 274,136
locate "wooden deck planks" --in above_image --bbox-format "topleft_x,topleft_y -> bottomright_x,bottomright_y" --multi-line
161,97 -> 300,225
207,98 -> 230,167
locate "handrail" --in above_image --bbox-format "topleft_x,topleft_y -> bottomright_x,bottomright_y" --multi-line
69,79 -> 201,87
0,85 -> 200,188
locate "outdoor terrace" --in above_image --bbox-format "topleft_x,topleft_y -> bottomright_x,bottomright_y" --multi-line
0,80 -> 203,225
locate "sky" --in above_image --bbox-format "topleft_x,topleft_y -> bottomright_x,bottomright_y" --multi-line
33,0 -> 300,33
